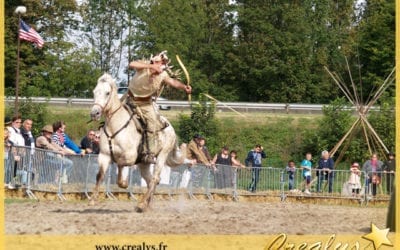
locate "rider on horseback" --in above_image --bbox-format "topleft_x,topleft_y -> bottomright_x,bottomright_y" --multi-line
125,51 -> 192,164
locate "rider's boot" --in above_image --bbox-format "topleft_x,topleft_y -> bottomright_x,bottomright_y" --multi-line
142,132 -> 157,164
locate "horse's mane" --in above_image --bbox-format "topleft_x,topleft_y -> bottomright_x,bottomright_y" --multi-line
99,73 -> 117,92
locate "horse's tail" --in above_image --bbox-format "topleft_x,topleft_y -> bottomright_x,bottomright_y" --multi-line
166,143 -> 188,167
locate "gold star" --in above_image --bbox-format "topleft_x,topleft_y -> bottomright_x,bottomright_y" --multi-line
362,223 -> 393,249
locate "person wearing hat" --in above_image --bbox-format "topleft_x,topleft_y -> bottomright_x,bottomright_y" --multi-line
383,152 -> 395,194
36,125 -> 74,183
125,51 -> 192,164
186,134 -> 210,166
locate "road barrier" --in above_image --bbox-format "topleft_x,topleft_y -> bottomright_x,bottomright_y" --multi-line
5,96 -> 372,114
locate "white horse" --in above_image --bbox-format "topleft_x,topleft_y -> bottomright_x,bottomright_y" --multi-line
90,73 -> 187,212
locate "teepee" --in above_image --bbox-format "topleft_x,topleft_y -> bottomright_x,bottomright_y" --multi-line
324,58 -> 395,163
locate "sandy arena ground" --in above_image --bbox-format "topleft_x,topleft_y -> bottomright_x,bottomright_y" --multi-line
5,196 -> 388,235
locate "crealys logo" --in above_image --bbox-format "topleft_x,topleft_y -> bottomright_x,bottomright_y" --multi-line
265,224 -> 393,250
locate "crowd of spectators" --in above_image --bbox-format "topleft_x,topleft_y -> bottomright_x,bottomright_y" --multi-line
4,115 -> 396,198
4,114 -> 100,187
184,133 -> 395,197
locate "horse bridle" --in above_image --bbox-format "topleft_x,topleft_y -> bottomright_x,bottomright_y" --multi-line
92,85 -> 123,119
93,84 -> 133,163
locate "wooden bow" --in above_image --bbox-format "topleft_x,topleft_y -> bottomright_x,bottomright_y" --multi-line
176,55 -> 191,102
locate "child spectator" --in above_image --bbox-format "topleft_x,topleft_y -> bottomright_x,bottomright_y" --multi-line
285,160 -> 296,191
348,162 -> 361,197
300,152 -> 312,195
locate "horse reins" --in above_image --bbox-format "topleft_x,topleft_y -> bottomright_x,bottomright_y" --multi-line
103,111 -> 136,163
93,85 -> 133,163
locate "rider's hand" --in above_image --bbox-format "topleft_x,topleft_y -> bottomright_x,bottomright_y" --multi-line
185,85 -> 192,94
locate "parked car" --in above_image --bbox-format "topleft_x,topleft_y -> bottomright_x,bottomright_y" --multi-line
156,97 -> 171,110
117,87 -> 128,99
117,87 -> 171,110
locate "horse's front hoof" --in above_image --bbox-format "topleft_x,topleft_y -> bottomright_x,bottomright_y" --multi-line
118,181 -> 128,189
135,203 -> 147,213
135,206 -> 144,213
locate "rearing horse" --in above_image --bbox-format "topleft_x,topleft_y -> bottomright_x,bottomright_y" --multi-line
90,73 -> 187,212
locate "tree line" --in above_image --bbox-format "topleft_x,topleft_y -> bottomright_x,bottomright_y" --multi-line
4,0 -> 394,104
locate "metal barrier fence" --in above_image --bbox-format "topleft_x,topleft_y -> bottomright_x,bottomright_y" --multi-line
4,146 -> 394,204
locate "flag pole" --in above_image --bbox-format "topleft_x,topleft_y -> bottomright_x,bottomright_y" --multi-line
14,6 -> 26,116
15,14 -> 21,116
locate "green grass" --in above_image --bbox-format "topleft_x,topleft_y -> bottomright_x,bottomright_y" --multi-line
4,198 -> 36,204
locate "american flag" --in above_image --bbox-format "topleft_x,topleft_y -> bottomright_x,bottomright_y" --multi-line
19,19 -> 44,48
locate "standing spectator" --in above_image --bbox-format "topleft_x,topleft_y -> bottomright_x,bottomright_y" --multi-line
362,153 -> 384,197
36,125 -> 74,183
316,150 -> 335,193
52,121 -> 85,155
348,162 -> 361,197
186,134 -> 210,189
245,144 -> 266,193
300,152 -> 313,195
199,138 -> 212,163
7,115 -> 25,146
230,150 -> 245,197
7,115 -> 25,188
80,129 -> 98,154
212,146 -> 232,188
20,118 -> 35,147
4,127 -> 20,189
186,134 -> 210,166
230,150 -> 246,169
383,152 -> 395,194
285,160 -> 296,191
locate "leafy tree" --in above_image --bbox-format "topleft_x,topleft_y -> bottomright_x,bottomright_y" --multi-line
232,0 -> 357,103
79,0 -> 130,82
356,0 -> 395,102
4,0 -> 95,97
301,98 -> 353,161
5,100 -> 49,137
368,95 -> 395,154
131,0 -> 237,101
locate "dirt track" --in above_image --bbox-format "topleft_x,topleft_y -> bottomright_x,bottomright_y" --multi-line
5,197 -> 387,235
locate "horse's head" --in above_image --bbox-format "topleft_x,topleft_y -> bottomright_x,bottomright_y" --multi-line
91,73 -> 118,121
